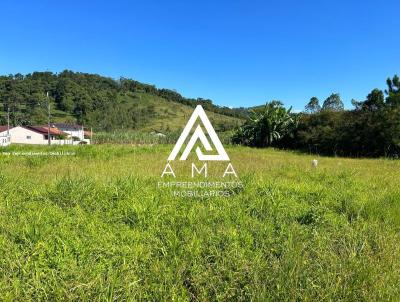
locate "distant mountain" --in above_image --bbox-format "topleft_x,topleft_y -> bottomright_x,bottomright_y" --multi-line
0,71 -> 247,133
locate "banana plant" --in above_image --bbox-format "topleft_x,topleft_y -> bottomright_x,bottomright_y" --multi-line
233,101 -> 298,147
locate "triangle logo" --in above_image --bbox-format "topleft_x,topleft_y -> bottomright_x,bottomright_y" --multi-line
168,105 -> 230,161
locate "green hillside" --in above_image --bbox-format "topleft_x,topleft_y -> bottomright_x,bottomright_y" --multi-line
0,71 -> 246,133
40,91 -> 243,134
124,92 -> 243,133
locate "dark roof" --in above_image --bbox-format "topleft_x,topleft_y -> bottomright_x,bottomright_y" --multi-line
25,126 -> 68,136
51,123 -> 83,130
0,126 -> 11,133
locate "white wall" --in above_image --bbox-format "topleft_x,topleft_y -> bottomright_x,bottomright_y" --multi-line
9,127 -> 47,145
55,127 -> 90,144
0,130 -> 11,146
58,128 -> 84,140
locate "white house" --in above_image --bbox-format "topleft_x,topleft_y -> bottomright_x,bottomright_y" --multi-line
0,126 -> 11,146
51,123 -> 90,144
8,126 -> 70,145
52,123 -> 84,140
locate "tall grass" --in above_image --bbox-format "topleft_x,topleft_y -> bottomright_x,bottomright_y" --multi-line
92,130 -> 234,145
0,145 -> 399,301
92,130 -> 179,145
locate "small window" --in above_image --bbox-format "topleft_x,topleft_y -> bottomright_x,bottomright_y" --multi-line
26,136 -> 31,139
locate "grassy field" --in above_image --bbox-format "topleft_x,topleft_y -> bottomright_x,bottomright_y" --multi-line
0,144 -> 399,301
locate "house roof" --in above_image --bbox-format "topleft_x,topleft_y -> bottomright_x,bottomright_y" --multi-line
51,123 -> 83,130
0,126 -> 11,133
25,126 -> 68,136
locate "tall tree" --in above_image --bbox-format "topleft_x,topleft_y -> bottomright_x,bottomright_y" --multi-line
386,75 -> 400,106
363,89 -> 385,111
305,97 -> 321,113
322,93 -> 344,111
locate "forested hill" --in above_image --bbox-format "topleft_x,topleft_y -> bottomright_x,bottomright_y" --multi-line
0,71 -> 247,132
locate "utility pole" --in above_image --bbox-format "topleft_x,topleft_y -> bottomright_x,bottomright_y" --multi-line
7,107 -> 10,144
47,92 -> 51,145
7,107 -> 10,136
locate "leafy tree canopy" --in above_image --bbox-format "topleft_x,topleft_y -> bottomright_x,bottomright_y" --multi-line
322,93 -> 344,111
305,97 -> 321,113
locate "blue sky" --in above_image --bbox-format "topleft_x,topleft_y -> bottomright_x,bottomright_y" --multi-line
0,0 -> 399,110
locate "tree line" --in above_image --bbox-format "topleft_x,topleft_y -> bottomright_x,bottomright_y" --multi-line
233,75 -> 400,157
